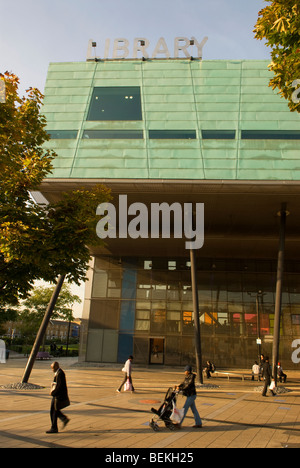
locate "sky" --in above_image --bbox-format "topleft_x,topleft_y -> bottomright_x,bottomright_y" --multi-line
1,0 -> 270,96
1,0 -> 270,316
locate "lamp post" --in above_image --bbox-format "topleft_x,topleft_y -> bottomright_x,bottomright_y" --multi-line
248,290 -> 265,362
255,290 -> 266,361
190,248 -> 203,384
272,206 -> 288,385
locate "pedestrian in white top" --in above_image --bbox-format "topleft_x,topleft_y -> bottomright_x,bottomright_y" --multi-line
252,361 -> 260,381
0,339 -> 6,363
117,355 -> 135,392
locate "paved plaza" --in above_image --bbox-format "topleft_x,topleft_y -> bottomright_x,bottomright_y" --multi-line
0,356 -> 300,449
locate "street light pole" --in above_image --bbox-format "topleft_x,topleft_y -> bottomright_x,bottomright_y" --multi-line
256,290 -> 266,360
272,205 -> 288,385
190,248 -> 203,384
256,292 -> 261,359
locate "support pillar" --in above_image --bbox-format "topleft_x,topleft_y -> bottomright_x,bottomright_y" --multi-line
272,206 -> 288,385
21,275 -> 65,383
190,248 -> 203,384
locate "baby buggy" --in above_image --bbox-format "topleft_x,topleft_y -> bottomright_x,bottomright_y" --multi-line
150,387 -> 181,431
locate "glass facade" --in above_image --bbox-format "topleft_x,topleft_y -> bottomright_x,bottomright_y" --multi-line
87,86 -> 142,121
83,256 -> 300,369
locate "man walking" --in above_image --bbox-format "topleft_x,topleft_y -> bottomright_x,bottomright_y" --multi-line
261,356 -> 275,397
46,361 -> 70,433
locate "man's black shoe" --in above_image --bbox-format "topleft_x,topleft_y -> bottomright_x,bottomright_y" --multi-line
62,417 -> 70,429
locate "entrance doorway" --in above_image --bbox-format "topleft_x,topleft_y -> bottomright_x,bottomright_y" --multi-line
149,338 -> 165,364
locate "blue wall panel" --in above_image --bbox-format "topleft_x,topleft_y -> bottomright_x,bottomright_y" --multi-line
117,333 -> 134,363
118,267 -> 137,362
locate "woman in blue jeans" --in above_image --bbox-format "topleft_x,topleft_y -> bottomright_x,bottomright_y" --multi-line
176,365 -> 202,428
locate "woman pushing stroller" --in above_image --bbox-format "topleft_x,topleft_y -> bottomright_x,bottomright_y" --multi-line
175,365 -> 202,429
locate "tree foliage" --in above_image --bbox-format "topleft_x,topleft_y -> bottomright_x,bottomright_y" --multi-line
17,284 -> 81,340
254,0 -> 300,112
0,72 -> 111,314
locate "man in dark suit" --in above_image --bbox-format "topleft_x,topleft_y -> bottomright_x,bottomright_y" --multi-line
261,356 -> 275,397
46,361 -> 70,433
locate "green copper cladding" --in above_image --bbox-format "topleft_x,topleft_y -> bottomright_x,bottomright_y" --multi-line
42,59 -> 300,181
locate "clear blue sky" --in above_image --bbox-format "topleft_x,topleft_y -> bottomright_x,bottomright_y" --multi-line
1,0 -> 270,315
1,0 -> 269,96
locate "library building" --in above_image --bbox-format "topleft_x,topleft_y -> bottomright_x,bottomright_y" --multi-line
40,38 -> 300,369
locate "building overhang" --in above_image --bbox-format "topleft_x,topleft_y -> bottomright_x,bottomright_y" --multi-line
39,178 -> 300,260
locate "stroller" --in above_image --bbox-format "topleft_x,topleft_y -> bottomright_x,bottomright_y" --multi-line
150,387 -> 180,431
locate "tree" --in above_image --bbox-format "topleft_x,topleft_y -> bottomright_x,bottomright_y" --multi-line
17,284 -> 81,342
0,72 -> 111,382
0,72 -> 111,310
254,0 -> 300,112
0,72 -> 55,309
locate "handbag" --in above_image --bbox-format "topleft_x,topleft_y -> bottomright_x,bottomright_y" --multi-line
269,380 -> 276,391
124,378 -> 132,392
170,401 -> 184,424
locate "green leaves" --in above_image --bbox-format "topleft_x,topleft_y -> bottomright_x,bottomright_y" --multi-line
17,283 -> 81,340
272,16 -> 291,33
21,284 -> 81,323
254,0 -> 300,112
0,72 -> 54,198
0,73 -> 111,309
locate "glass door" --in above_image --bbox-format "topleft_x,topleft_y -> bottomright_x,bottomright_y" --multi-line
149,338 -> 165,364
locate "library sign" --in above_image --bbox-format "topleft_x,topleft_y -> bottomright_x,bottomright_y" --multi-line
87,36 -> 208,60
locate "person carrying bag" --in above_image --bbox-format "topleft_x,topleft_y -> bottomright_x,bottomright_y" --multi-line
117,355 -> 135,393
46,361 -> 70,434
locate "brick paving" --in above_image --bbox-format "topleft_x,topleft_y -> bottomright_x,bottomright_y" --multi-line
0,357 -> 300,449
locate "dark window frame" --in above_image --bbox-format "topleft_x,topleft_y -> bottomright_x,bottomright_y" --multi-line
241,130 -> 300,140
82,130 -> 144,139
47,130 -> 78,139
202,130 -> 236,140
87,87 -> 143,121
149,130 -> 197,139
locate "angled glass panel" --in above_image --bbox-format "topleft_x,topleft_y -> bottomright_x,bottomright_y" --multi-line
47,130 -> 78,139
241,130 -> 300,140
82,130 -> 143,139
87,87 -> 142,121
149,130 -> 196,139
202,130 -> 236,139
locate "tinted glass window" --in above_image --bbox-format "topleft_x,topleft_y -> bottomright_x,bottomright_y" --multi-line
83,130 -> 143,139
202,130 -> 236,139
149,130 -> 196,139
241,130 -> 300,140
47,130 -> 78,139
87,87 -> 142,121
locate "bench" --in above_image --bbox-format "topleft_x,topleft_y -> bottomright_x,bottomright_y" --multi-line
207,370 -> 251,381
36,352 -> 52,360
